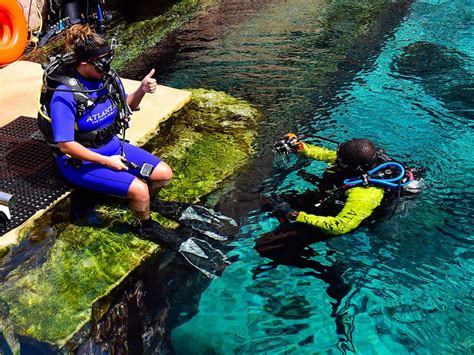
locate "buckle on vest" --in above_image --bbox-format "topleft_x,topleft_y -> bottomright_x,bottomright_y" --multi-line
95,129 -> 112,146
361,174 -> 370,185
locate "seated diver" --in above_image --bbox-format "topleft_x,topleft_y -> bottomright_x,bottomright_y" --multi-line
268,133 -> 425,236
37,24 -> 234,278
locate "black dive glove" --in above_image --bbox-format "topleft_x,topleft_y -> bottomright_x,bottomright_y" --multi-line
274,133 -> 304,155
272,202 -> 300,222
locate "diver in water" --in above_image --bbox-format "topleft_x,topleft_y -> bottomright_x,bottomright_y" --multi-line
255,134 -> 424,351
38,24 -> 235,278
266,133 -> 425,236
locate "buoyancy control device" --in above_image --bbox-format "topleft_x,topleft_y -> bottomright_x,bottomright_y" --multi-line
37,53 -> 131,152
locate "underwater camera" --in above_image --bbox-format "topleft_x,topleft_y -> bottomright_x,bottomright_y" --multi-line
0,191 -> 16,222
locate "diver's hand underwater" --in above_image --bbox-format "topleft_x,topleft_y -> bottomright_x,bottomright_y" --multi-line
274,133 -> 304,155
260,196 -> 299,224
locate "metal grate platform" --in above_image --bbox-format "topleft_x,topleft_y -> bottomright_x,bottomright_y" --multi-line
0,117 -> 71,236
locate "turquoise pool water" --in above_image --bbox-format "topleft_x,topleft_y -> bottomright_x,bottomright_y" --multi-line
159,0 -> 473,353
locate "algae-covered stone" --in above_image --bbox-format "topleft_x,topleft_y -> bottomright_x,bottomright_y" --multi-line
112,0 -> 216,71
146,88 -> 260,203
93,88 -> 259,224
0,226 -> 157,348
23,0 -> 216,69
0,245 -> 9,259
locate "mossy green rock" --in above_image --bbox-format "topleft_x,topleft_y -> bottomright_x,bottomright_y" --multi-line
150,88 -> 259,202
95,88 -> 259,224
113,0 -> 216,70
0,226 -> 157,348
0,88 -> 259,350
23,0 -> 216,68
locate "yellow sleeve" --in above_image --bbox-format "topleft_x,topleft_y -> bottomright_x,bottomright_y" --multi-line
300,143 -> 337,163
295,187 -> 384,235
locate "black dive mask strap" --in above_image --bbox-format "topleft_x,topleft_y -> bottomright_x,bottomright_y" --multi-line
76,42 -> 114,73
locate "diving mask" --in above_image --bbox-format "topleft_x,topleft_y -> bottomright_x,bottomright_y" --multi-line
89,51 -> 114,74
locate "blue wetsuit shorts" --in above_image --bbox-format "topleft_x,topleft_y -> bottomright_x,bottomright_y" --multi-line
57,140 -> 161,197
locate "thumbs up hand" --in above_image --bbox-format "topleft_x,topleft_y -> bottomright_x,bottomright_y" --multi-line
140,68 -> 157,94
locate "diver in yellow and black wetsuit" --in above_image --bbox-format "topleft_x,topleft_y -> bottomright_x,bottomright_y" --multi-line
255,134 -> 424,350
269,134 -> 424,236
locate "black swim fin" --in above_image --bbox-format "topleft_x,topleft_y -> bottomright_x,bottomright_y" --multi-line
150,199 -> 238,242
255,229 -> 300,260
255,223 -> 331,261
139,220 -> 230,278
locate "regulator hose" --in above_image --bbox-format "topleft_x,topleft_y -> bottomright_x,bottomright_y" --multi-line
343,162 -> 413,188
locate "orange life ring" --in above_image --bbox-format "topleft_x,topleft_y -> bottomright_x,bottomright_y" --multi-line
0,0 -> 28,66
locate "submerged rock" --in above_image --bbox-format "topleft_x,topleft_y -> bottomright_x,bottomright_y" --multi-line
391,41 -> 468,79
112,0 -> 216,71
147,88 -> 260,203
0,225 -> 157,349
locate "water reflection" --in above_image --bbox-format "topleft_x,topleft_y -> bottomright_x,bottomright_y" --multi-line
391,41 -> 474,121
170,0 -> 474,353
254,222 -> 354,351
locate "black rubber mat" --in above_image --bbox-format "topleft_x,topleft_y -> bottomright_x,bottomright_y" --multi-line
0,116 -> 71,236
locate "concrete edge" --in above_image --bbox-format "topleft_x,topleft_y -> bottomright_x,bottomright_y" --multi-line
0,190 -> 72,248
